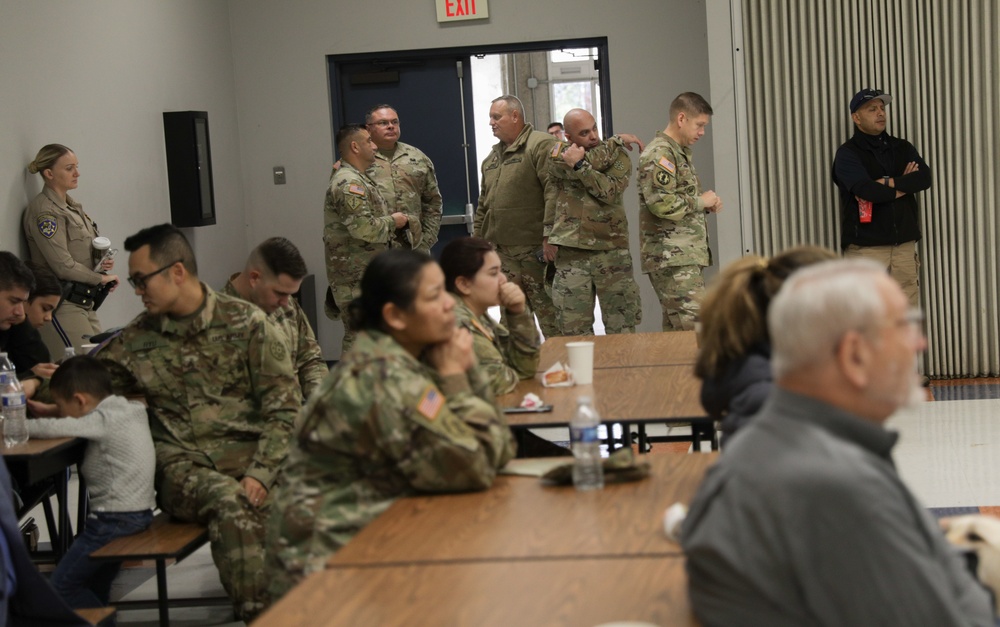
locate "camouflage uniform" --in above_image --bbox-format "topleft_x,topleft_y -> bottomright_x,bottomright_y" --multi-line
222,275 -> 328,402
97,286 -> 301,621
638,131 -> 711,331
547,136 -> 642,335
474,124 -> 560,339
265,330 -> 515,599
323,161 -> 401,352
23,187 -> 104,355
369,141 -> 443,252
454,299 -> 539,395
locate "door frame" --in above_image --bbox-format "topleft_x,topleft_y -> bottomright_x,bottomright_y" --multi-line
327,36 -> 613,157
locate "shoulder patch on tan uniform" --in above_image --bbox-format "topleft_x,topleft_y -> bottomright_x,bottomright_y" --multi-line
657,156 -> 676,173
416,385 -> 444,421
348,183 -> 366,196
37,215 -> 58,239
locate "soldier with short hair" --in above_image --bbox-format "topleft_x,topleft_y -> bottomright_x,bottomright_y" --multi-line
97,224 -> 301,622
638,92 -> 723,331
323,124 -> 409,353
475,95 -> 560,339
547,108 -> 644,335
365,104 -> 443,253
222,237 -> 327,401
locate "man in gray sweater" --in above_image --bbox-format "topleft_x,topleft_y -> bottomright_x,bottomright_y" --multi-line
27,355 -> 155,609
681,259 -> 994,626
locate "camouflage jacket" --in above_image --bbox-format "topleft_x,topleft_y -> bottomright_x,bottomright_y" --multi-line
454,299 -> 539,395
637,131 -> 710,271
98,285 -> 301,488
546,136 -> 632,250
474,123 -> 557,246
323,162 -> 398,299
369,141 -> 443,252
267,329 -> 515,577
221,275 -> 328,402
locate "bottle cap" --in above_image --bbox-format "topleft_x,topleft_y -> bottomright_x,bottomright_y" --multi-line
92,236 -> 111,250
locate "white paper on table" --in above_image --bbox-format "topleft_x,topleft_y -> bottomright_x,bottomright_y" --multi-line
499,458 -> 571,477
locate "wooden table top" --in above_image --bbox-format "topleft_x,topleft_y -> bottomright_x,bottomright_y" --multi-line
540,330 -> 698,371
329,453 -> 716,568
259,556 -> 699,627
500,364 -> 705,428
0,436 -> 80,458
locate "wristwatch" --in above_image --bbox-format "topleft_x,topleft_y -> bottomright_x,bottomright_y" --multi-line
883,175 -> 890,185
574,159 -> 586,171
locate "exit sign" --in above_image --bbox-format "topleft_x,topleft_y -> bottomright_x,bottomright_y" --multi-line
436,0 -> 488,22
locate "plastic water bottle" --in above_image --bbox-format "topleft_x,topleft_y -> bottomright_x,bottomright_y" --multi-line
570,396 -> 604,491
61,346 -> 76,363
0,353 -> 28,448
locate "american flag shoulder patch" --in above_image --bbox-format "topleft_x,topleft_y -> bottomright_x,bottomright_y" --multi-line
348,184 -> 366,196
417,385 -> 444,421
657,157 -> 676,173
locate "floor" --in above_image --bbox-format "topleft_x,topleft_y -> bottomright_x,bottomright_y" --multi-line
26,376 -> 1000,626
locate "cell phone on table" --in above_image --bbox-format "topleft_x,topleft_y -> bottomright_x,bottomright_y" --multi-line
503,405 -> 554,414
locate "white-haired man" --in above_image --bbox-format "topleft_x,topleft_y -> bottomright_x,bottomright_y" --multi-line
682,258 -> 994,626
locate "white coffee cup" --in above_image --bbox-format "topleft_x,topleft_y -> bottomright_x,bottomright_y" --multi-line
92,236 -> 111,251
565,341 -> 595,385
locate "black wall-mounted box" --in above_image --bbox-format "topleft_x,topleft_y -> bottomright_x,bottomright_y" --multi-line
163,111 -> 216,227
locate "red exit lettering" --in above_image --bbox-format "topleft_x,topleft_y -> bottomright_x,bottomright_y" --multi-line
446,0 -> 478,17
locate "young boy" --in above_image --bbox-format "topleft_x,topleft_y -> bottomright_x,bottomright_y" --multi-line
27,355 -> 155,609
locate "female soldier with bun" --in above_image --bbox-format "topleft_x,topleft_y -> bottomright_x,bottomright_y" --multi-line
265,249 -> 515,601
23,144 -> 118,354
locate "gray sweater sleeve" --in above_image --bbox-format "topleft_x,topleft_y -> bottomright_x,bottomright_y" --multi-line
28,395 -> 156,513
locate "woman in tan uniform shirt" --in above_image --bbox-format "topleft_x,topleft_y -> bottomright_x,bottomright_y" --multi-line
23,144 -> 118,354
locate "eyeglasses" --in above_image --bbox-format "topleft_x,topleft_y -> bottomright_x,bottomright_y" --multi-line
369,119 -> 399,128
892,308 -> 925,337
127,260 -> 181,290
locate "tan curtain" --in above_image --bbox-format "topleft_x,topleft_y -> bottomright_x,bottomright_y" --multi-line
740,0 -> 1000,377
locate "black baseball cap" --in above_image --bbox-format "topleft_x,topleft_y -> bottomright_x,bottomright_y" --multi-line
850,88 -> 892,113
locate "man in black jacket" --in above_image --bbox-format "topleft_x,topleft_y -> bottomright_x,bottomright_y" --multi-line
832,88 -> 931,306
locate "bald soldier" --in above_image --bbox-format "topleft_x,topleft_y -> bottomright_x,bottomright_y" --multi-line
475,95 -> 559,338
97,224 -> 301,621
365,104 -> 443,253
323,124 -> 410,353
222,237 -> 327,401
547,108 -> 644,335
638,92 -> 723,331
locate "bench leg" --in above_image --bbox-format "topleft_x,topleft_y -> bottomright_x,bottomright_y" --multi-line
156,559 -> 169,627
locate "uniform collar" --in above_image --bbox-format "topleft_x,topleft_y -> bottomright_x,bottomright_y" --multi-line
498,123 -> 536,153
42,185 -> 75,211
156,283 -> 214,336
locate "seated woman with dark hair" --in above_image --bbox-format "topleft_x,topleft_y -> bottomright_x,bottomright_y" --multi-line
440,237 -> 569,457
695,246 -> 837,445
3,261 -> 65,398
265,249 -> 515,601
439,236 -> 540,394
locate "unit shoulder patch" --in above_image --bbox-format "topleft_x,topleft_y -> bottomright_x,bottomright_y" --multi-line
37,215 -> 58,239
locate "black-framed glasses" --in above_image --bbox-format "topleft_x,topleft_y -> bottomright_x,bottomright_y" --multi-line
369,119 -> 399,128
127,260 -> 181,290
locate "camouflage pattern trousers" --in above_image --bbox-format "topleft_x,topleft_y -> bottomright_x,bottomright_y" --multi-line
324,283 -> 360,356
646,265 -> 705,331
551,246 -> 641,335
494,244 -> 560,339
157,461 -> 269,622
